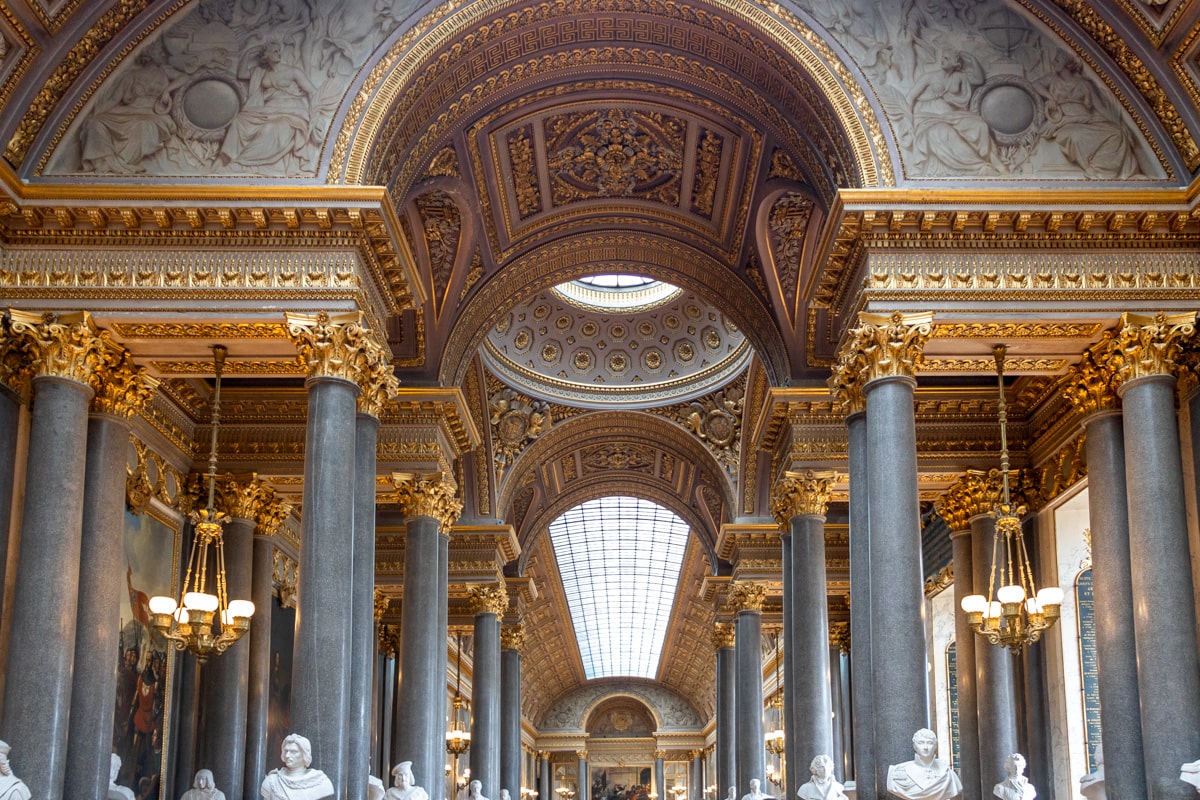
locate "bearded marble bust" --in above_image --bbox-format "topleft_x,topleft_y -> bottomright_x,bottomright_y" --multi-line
260,734 -> 334,800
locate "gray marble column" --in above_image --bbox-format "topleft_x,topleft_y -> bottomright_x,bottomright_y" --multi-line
691,753 -> 703,800
969,512 -> 1017,796
173,652 -> 201,799
376,647 -> 397,776
471,585 -> 505,799
1080,411 -> 1146,800
0,382 -> 21,631
245,526 -> 279,794
732,585 -> 765,794
714,626 -> 736,800
294,375 -> 359,797
832,645 -> 853,780
947,525 -> 980,800
63,411 -> 131,799
864,374 -> 930,787
0,372 -> 94,799
540,753 -> 551,800
1119,371 -> 1200,799
199,514 -> 255,798
779,530 -> 795,800
437,531 -> 450,788
349,412 -> 381,800
501,627 -> 524,798
581,754 -> 591,800
845,410 -> 876,797
653,755 -> 664,800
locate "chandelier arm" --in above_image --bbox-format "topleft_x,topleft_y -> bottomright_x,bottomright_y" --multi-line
987,526 -> 1000,601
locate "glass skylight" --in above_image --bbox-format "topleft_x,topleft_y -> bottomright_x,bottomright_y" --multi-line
548,496 -> 690,679
577,274 -> 659,289
554,275 -> 680,311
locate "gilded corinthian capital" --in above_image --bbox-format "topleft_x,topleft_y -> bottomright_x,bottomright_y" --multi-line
770,469 -> 837,523
90,337 -> 159,418
392,471 -> 463,530
840,311 -> 934,385
357,343 -> 400,418
255,493 -> 294,536
727,581 -> 767,613
216,473 -> 268,520
501,624 -> 526,651
938,469 -> 1017,529
7,309 -> 106,385
286,310 -> 380,385
1112,311 -> 1197,385
828,346 -> 866,415
468,583 -> 510,616
711,622 -> 735,649
1063,339 -> 1121,417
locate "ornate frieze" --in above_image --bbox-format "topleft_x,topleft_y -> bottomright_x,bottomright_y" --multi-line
1111,311 -> 1197,384
727,581 -> 767,613
392,472 -> 463,531
770,469 -> 837,522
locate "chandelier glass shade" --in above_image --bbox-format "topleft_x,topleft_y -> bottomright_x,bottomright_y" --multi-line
148,345 -> 254,663
960,345 -> 1064,651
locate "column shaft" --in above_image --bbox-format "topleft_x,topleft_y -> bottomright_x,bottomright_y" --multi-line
393,515 -> 443,794
735,609 -> 764,793
1120,375 -> 1200,799
1081,412 -> 1146,800
294,376 -> 358,796
199,516 -> 255,798
790,515 -> 834,766
472,610 -> 502,799
780,531 -> 795,800
653,757 -> 663,799
244,532 -> 277,794
691,755 -> 703,800
349,413 -> 381,800
582,757 -> 591,800
0,376 -> 92,799
0,386 -> 20,635
949,530 -> 981,800
540,755 -> 551,800
970,514 -> 1017,795
716,644 -> 736,799
63,413 -> 130,798
864,377 -> 929,795
436,533 -> 450,786
846,411 -> 876,797
501,647 -> 523,796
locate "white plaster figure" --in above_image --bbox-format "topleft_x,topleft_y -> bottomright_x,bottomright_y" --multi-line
468,779 -> 490,800
260,733 -> 335,800
1041,53 -> 1145,179
796,755 -> 847,800
741,778 -> 773,800
369,775 -> 386,800
992,754 -> 1034,800
110,753 -> 137,800
1079,745 -> 1105,800
905,50 -> 996,177
1180,759 -> 1200,793
218,40 -> 316,174
0,742 -> 31,800
725,787 -> 736,800
386,761 -> 431,800
181,769 -> 227,800
501,789 -> 511,800
81,45 -> 175,173
885,728 -> 962,800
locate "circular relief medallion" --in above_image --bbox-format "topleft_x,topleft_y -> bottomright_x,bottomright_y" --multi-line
556,315 -> 572,330
684,302 -> 703,320
541,342 -> 561,363
182,77 -> 241,130
675,341 -> 695,362
496,410 -> 529,444
639,321 -> 656,337
572,349 -> 595,372
704,409 -> 737,447
609,323 -> 627,340
664,314 -> 681,330
642,348 -> 664,372
607,351 -> 630,374
581,321 -> 599,337
533,304 -> 551,320
703,326 -> 722,350
513,328 -> 532,352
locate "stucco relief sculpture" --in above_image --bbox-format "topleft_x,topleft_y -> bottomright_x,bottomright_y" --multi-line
110,754 -> 137,800
261,733 -> 335,800
386,761 -> 430,800
181,769 -> 227,800
0,742 -> 30,800
992,754 -> 1035,800
1079,746 -> 1105,800
796,755 -> 847,800
1181,759 -> 1200,793
741,778 -> 773,800
885,728 -> 962,800
53,0 -> 425,176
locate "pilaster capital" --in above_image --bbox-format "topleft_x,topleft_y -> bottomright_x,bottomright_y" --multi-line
374,588 -> 391,624
392,471 -> 463,530
501,623 -> 526,652
829,621 -> 850,653
711,621 -> 735,649
254,493 -> 294,536
1112,311 -> 1196,386
216,473 -> 267,520
89,337 -> 159,418
727,581 -> 767,613
770,469 -> 837,523
356,340 -> 400,418
828,346 -> 865,415
7,309 -> 106,386
286,310 -> 378,386
845,311 -> 934,385
1063,339 -> 1121,417
468,582 -> 509,616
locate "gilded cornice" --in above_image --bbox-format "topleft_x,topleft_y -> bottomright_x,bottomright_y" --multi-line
392,471 -> 463,530
91,337 -> 159,418
501,624 -> 527,652
770,470 -> 837,522
1063,339 -> 1121,417
1112,311 -> 1196,385
727,581 -> 767,614
468,583 -> 510,616
7,309 -> 104,385
841,311 -> 934,385
111,322 -> 290,340
388,386 -> 481,457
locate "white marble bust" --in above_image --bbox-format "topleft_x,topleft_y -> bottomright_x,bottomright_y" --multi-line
724,787 -> 736,800
110,753 -> 136,800
386,761 -> 430,800
992,754 -> 1034,800
886,728 -> 962,800
261,734 -> 335,800
369,775 -> 386,800
0,742 -> 31,800
796,755 -> 847,800
182,769 -> 227,800
1181,759 -> 1200,794
468,779 -> 490,800
741,778 -> 773,800
1079,746 -> 1105,800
